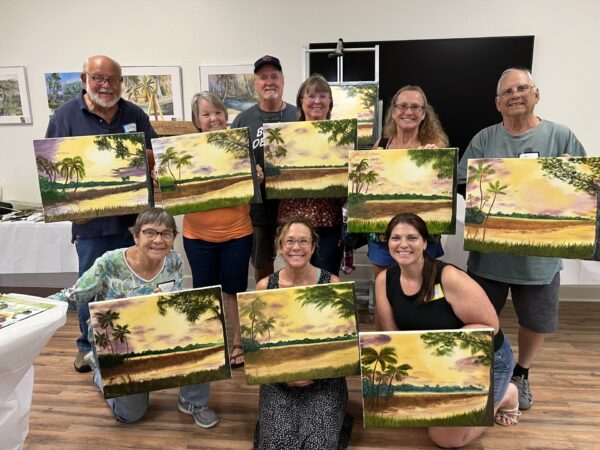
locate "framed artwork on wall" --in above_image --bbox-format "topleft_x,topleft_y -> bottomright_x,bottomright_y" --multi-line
44,71 -> 82,115
199,64 -> 257,125
121,66 -> 184,121
0,66 -> 32,124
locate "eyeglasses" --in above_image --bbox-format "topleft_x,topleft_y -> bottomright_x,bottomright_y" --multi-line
141,228 -> 175,241
304,94 -> 331,102
498,84 -> 535,98
87,73 -> 123,86
394,104 -> 424,112
282,238 -> 312,248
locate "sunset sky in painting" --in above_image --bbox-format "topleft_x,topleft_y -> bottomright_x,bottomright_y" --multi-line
33,134 -> 146,181
89,289 -> 224,355
360,331 -> 492,388
330,84 -> 375,121
264,120 -> 353,168
151,129 -> 252,179
237,283 -> 357,344
348,149 -> 455,196
466,158 -> 596,218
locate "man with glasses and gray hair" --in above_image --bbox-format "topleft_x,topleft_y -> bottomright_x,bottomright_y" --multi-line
458,67 -> 586,412
45,54 -> 157,373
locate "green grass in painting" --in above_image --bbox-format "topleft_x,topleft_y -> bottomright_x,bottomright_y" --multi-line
364,406 -> 488,427
158,176 -> 178,193
266,185 -> 347,199
44,204 -> 147,223
348,218 -> 453,235
245,361 -> 360,385
464,238 -> 594,259
164,196 -> 253,216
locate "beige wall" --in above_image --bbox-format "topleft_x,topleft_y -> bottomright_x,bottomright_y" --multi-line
1,0 -> 599,203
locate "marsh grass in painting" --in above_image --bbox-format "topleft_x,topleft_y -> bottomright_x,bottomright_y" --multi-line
330,82 -> 378,149
347,148 -> 457,233
89,287 -> 230,398
360,330 -> 494,428
152,128 -> 254,215
33,133 -> 149,223
464,157 -> 600,260
237,282 -> 360,385
263,119 -> 357,199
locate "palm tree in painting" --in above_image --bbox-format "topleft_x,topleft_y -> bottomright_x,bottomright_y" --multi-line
468,160 -> 496,212
311,119 -> 356,147
69,156 -> 86,193
481,180 -> 508,242
265,127 -> 287,165
257,316 -> 276,344
112,323 -> 132,354
361,345 -> 398,408
206,128 -> 250,159
383,363 -> 412,406
94,309 -> 121,354
294,284 -> 356,321
36,156 -> 59,183
175,153 -> 193,181
240,297 -> 267,341
349,158 -> 369,194
158,146 -> 179,187
362,170 -> 379,195
124,75 -> 142,102
421,331 -> 493,367
94,332 -> 110,354
58,157 -> 74,191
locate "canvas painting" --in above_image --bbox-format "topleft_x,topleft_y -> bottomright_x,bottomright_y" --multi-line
0,295 -> 56,329
45,72 -> 82,114
200,65 -> 257,125
360,329 -> 494,428
0,66 -> 32,124
237,282 -> 360,385
89,286 -> 231,398
151,128 -> 254,215
263,119 -> 357,199
330,82 -> 378,149
33,132 -> 150,222
121,66 -> 184,121
347,148 -> 457,234
464,157 -> 600,260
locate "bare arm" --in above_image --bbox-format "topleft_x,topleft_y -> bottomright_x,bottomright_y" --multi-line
255,276 -> 269,291
374,269 -> 400,331
441,266 -> 499,332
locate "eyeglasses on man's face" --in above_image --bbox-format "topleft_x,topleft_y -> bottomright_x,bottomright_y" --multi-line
282,238 -> 312,248
394,103 -> 424,113
498,84 -> 535,98
141,228 -> 175,241
304,93 -> 331,102
87,73 -> 123,87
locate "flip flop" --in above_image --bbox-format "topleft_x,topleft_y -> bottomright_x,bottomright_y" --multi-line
230,344 -> 244,369
495,405 -> 521,427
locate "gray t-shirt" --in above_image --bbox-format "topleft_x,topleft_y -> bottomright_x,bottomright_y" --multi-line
231,103 -> 297,226
458,119 -> 586,284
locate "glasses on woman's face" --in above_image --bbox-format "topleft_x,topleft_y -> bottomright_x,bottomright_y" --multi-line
394,103 -> 424,113
304,93 -> 330,103
141,228 -> 175,241
282,238 -> 312,248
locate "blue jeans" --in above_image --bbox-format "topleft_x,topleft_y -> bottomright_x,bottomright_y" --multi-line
75,232 -> 134,352
311,226 -> 343,276
93,369 -> 210,423
493,334 -> 514,405
183,234 -> 252,293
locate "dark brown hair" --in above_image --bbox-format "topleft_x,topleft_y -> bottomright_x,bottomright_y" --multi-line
385,212 -> 436,304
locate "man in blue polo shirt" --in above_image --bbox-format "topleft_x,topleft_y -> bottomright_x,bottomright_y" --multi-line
46,55 -> 157,372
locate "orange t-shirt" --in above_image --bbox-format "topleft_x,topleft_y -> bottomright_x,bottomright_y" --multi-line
183,205 -> 252,243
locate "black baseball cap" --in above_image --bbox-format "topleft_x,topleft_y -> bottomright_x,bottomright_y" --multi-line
254,55 -> 283,73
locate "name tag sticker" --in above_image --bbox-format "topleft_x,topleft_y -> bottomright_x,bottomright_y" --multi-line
431,283 -> 445,301
123,123 -> 137,133
519,151 -> 539,159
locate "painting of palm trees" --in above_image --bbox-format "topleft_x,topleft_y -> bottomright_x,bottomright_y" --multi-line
236,282 -> 360,385
263,119 -> 357,199
347,148 -> 458,234
44,72 -> 82,113
0,67 -> 32,124
151,128 -> 254,215
33,132 -> 150,222
330,82 -> 379,149
121,67 -> 183,121
464,157 -> 599,260
89,287 -> 230,398
360,329 -> 494,427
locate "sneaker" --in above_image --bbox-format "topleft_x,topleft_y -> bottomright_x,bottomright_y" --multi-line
74,350 -> 92,373
178,396 -> 219,428
512,374 -> 533,410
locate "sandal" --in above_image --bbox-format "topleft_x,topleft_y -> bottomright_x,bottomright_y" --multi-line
495,405 -> 521,427
230,344 -> 244,369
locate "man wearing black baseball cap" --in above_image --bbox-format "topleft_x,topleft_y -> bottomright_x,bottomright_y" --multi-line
232,55 -> 297,283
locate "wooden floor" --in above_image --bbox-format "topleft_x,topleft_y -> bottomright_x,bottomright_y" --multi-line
25,301 -> 600,450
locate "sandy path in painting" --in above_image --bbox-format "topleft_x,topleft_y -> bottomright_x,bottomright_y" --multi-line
466,219 -> 595,244
268,171 -> 346,190
375,394 -> 488,420
162,180 -> 253,207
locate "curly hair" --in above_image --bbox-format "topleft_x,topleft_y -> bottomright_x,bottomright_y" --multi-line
382,85 -> 448,146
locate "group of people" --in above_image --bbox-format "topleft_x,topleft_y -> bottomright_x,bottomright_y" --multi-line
46,52 -> 585,449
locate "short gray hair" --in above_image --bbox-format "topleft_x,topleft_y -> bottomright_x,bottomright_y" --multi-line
496,67 -> 535,95
83,55 -> 122,77
190,91 -> 228,131
130,207 -> 177,237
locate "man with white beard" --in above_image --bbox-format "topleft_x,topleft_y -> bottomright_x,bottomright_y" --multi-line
45,55 -> 157,372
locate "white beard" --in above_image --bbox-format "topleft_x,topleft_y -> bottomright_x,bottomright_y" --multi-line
86,80 -> 120,108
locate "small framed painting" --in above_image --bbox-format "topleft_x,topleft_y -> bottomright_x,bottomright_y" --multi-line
0,66 -> 32,124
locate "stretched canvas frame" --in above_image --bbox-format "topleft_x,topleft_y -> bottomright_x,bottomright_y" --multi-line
0,66 -> 32,124
199,64 -> 257,125
264,119 -> 357,199
464,157 -> 600,260
360,329 -> 494,427
151,127 -> 256,216
237,282 -> 360,385
44,71 -> 82,115
330,81 -> 379,149
0,294 -> 57,328
347,148 -> 458,234
89,286 -> 231,399
33,132 -> 150,222
121,66 -> 184,121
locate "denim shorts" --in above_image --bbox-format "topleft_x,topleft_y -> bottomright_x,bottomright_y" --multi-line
493,334 -> 514,405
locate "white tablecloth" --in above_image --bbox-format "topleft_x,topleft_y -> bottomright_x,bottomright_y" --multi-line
0,295 -> 68,450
